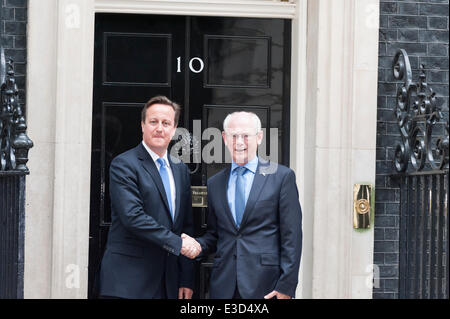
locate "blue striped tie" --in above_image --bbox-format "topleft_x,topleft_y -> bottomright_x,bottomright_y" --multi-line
157,158 -> 173,220
234,166 -> 247,227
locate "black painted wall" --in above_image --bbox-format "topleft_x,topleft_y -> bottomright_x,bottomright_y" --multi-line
375,0 -> 449,299
1,0 -> 26,106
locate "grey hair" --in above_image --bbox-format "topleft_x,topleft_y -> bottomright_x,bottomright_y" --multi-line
223,111 -> 262,133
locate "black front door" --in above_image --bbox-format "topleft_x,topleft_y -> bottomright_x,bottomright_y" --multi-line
89,13 -> 291,299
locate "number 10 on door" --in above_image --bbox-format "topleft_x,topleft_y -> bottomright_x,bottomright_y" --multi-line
177,57 -> 204,73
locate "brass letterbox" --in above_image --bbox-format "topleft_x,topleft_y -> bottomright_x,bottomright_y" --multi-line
192,186 -> 208,208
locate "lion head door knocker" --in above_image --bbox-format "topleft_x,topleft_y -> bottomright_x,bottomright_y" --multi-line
171,130 -> 201,174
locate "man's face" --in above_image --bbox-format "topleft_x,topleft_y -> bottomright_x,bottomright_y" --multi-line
141,103 -> 177,157
222,113 -> 263,165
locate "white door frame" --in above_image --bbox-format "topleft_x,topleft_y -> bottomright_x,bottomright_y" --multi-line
25,0 -> 379,299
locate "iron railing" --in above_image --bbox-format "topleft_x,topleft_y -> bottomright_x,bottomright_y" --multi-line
397,172 -> 448,298
391,49 -> 449,299
0,46 -> 33,298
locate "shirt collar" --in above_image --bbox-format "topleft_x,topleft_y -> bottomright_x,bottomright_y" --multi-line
142,140 -> 170,167
231,156 -> 258,174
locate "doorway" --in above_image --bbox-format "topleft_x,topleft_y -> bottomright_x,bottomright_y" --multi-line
89,13 -> 291,298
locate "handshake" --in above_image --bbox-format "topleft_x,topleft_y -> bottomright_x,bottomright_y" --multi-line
180,233 -> 202,259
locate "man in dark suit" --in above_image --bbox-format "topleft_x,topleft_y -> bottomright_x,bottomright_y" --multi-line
99,96 -> 200,299
187,111 -> 302,299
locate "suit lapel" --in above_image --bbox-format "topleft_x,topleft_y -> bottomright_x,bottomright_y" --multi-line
168,156 -> 181,224
239,159 -> 269,228
137,144 -> 172,221
218,167 -> 239,232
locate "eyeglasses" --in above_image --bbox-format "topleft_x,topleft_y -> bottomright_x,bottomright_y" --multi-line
225,132 -> 259,141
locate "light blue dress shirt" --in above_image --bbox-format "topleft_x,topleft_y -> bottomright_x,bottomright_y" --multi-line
227,156 -> 258,223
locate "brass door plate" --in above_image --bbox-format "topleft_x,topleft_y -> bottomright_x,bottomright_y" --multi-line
353,184 -> 372,229
192,186 -> 208,207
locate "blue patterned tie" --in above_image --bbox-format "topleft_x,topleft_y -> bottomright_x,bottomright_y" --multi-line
157,158 -> 173,220
234,166 -> 247,227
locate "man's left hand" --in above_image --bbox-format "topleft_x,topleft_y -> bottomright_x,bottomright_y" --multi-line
264,290 -> 291,299
178,287 -> 193,299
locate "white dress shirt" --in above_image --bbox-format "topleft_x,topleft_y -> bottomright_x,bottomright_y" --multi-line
142,141 -> 176,217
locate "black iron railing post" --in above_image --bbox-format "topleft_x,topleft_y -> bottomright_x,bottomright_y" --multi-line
391,49 -> 449,299
0,44 -> 33,298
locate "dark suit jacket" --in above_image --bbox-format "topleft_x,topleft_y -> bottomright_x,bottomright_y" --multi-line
197,159 -> 302,299
99,143 -> 194,299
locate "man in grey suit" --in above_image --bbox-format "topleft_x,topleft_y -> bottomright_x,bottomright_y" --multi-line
185,111 -> 302,299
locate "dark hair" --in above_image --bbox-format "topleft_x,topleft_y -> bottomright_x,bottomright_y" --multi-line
141,95 -> 181,126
